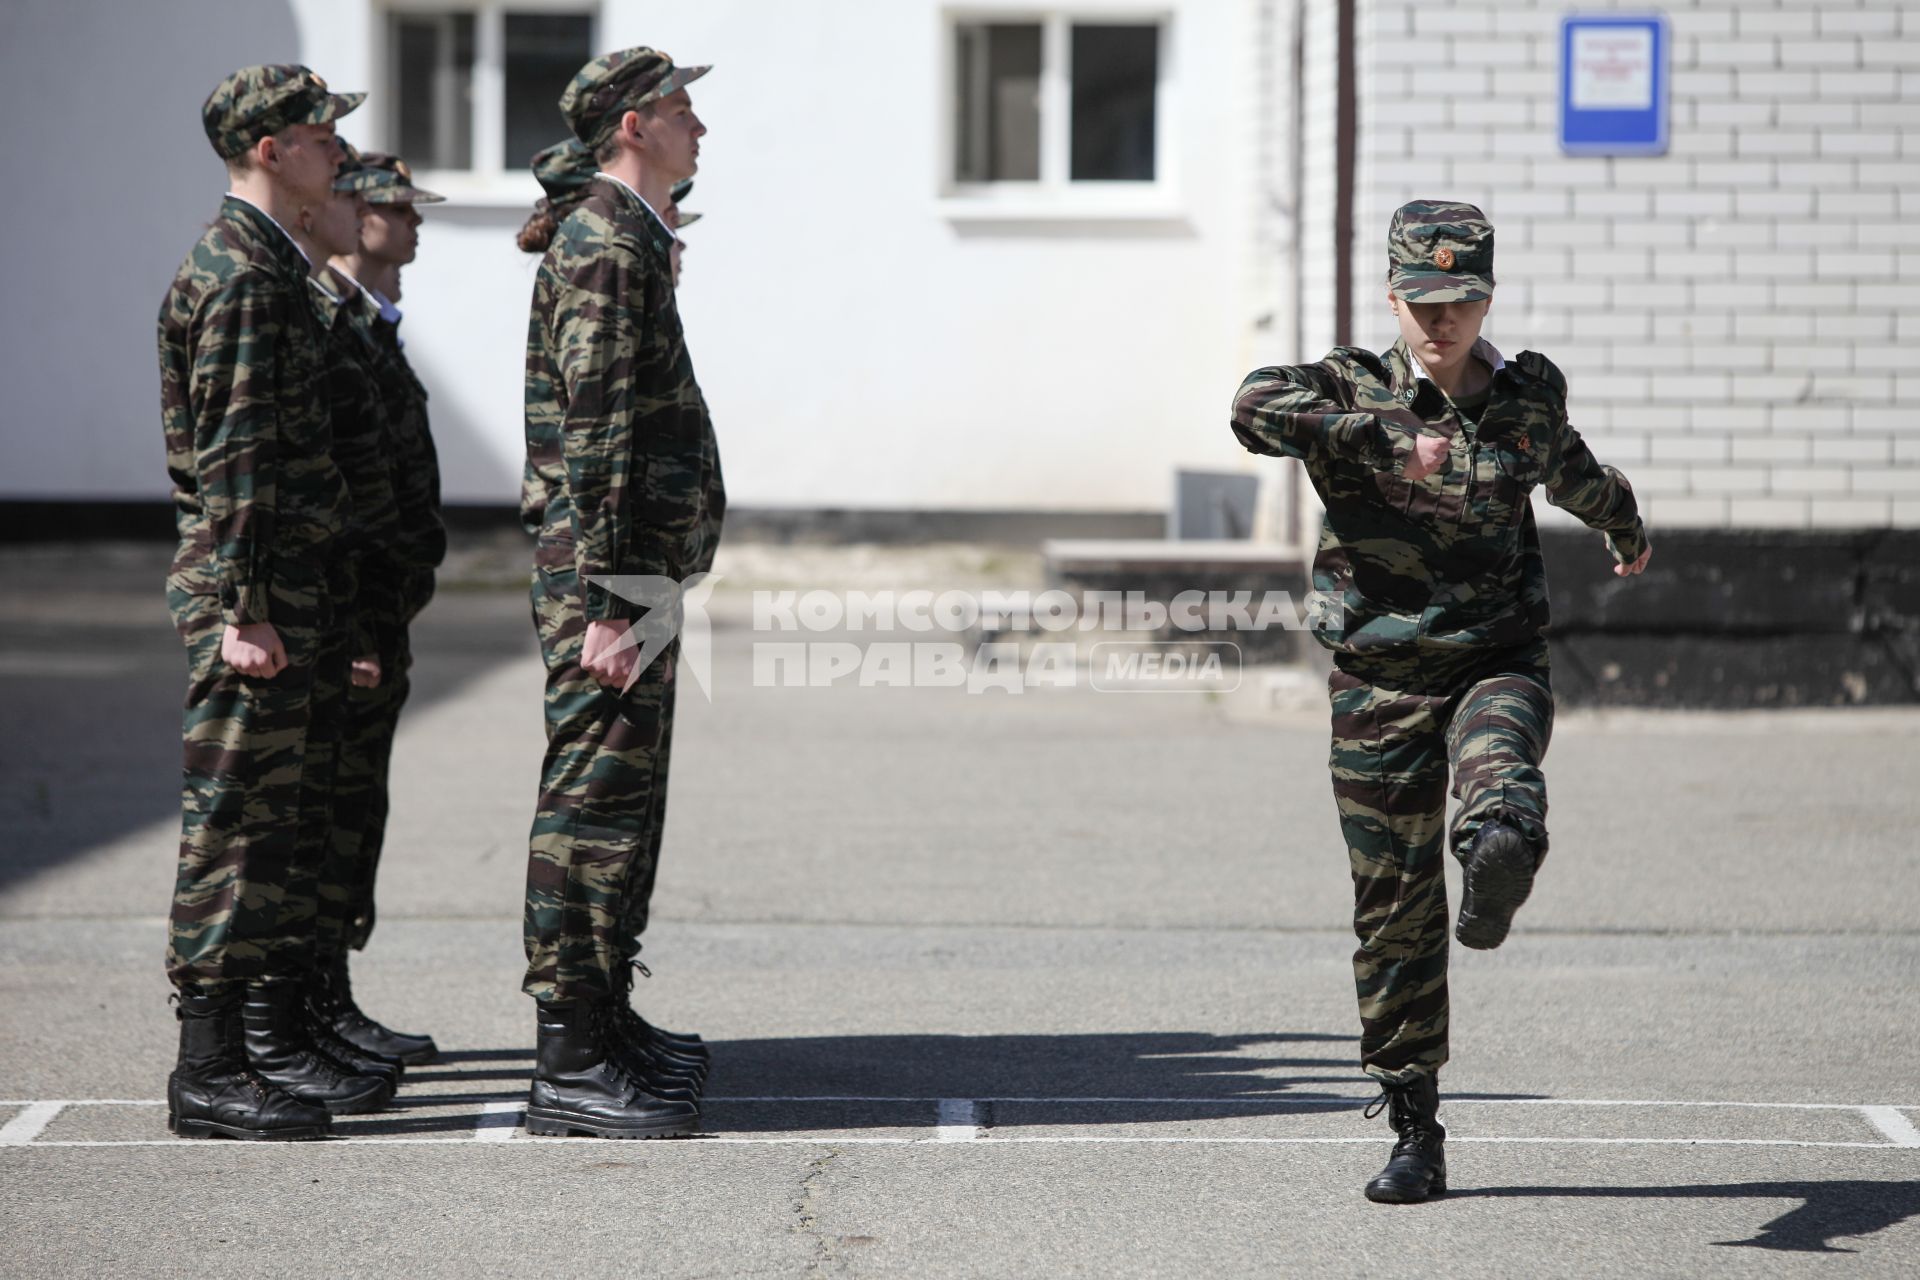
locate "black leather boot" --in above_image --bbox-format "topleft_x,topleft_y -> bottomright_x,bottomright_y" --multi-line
524,1002 -> 700,1139
314,955 -> 438,1065
242,981 -> 392,1115
167,993 -> 331,1141
1363,1074 -> 1447,1203
1455,819 -> 1538,951
617,961 -> 710,1066
305,996 -> 404,1087
603,1002 -> 704,1100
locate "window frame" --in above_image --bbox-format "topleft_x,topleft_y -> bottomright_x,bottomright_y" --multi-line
373,0 -> 599,201
939,4 -> 1178,222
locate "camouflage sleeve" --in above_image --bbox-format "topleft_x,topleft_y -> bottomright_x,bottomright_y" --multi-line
1232,359 -> 1394,467
693,429 -> 725,576
1524,353 -> 1650,564
193,276 -> 283,626
552,248 -> 646,621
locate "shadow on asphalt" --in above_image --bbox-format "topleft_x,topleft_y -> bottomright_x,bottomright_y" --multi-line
1451,1181 -> 1920,1253
329,1031 -> 1549,1139
0,549 -> 535,897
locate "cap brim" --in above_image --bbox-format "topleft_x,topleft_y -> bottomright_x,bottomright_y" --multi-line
310,91 -> 366,125
1390,271 -> 1492,303
371,187 -> 447,205
641,64 -> 711,107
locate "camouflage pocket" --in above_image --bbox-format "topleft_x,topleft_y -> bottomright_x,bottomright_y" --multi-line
1470,443 -> 1542,531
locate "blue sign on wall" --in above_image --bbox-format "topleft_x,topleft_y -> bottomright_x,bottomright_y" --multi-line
1559,14 -> 1669,156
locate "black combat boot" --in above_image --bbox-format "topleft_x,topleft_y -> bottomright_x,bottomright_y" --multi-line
602,1001 -> 704,1100
167,993 -> 331,1141
304,994 -> 404,1087
1455,819 -> 1538,951
313,955 -> 439,1065
1363,1074 -> 1447,1203
242,981 -> 393,1115
524,1002 -> 701,1139
617,961 -> 710,1067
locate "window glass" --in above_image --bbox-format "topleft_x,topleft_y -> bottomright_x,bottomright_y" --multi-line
955,23 -> 1042,183
504,12 -> 594,170
1071,24 -> 1158,181
392,12 -> 475,171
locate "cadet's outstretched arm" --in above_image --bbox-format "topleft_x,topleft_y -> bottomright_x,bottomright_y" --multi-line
1232,361 -> 1411,469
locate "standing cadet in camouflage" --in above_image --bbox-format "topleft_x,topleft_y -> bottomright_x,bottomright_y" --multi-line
1231,200 -> 1651,1202
311,148 -> 449,1066
159,65 -> 392,1141
517,49 -> 724,1140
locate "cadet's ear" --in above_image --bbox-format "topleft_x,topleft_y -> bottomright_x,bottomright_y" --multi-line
1386,290 -> 1400,316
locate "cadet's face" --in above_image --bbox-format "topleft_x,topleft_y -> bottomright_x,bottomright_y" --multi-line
1389,292 -> 1491,378
361,203 -> 422,266
639,90 -> 706,182
309,191 -> 368,259
270,122 -> 343,206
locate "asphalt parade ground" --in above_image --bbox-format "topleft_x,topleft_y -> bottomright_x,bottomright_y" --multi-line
2,544 -> 1917,1277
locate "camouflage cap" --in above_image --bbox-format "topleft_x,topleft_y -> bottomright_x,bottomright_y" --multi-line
667,177 -> 700,227
1387,199 -> 1495,303
531,138 -> 598,201
203,64 -> 364,161
560,47 -> 710,151
334,146 -> 446,204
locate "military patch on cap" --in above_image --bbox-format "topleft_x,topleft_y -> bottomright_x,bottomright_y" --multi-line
1388,199 -> 1495,303
203,63 -> 364,160
560,47 -> 711,152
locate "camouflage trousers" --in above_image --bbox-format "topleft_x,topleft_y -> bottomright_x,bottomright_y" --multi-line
1326,640 -> 1554,1085
166,561 -> 349,995
522,561 -> 678,1004
313,626 -> 413,959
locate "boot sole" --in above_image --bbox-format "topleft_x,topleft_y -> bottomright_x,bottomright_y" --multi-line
168,1113 -> 329,1142
1456,835 -> 1536,951
524,1109 -> 699,1140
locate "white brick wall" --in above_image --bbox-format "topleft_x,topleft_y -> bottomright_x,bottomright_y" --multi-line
1300,0 -> 1920,531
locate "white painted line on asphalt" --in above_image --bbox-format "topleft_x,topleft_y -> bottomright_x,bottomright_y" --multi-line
1862,1106 -> 1920,1148
5,1095 -> 1920,1110
935,1099 -> 984,1142
0,1103 -> 65,1146
8,1135 -> 1915,1151
472,1101 -> 523,1142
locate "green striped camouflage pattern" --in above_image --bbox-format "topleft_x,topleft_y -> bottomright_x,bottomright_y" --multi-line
159,198 -> 351,992
1386,199 -> 1494,302
306,275 -> 410,961
166,562 -> 350,993
1233,339 -> 1645,659
353,289 -> 446,624
520,175 -> 724,1003
161,198 -> 346,625
1329,641 -> 1553,1084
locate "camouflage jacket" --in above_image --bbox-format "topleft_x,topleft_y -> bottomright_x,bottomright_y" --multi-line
521,176 -> 724,620
1232,338 -> 1647,657
310,275 -> 404,660
159,197 -> 346,625
354,288 -> 446,624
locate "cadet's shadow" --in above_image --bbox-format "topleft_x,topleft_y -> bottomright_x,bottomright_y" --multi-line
351,1031 -> 1542,1137
683,1031 -> 1539,1132
1451,1182 -> 1920,1254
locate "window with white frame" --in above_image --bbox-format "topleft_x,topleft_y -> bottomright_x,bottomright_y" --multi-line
951,13 -> 1166,188
386,3 -> 596,177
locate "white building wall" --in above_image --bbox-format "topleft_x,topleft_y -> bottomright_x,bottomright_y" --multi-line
1348,0 -> 1920,531
0,0 -> 303,502
300,0 -> 1274,512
